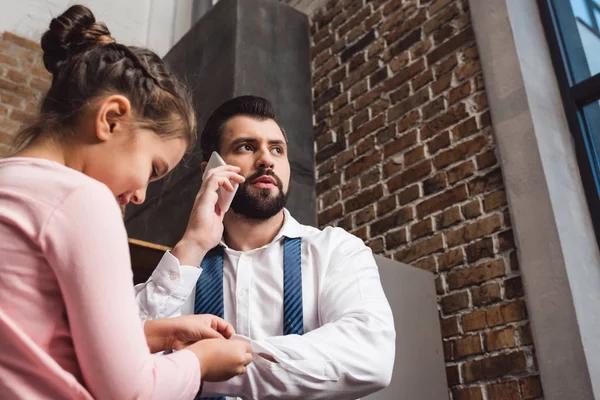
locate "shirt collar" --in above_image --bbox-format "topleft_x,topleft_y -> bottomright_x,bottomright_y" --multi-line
219,208 -> 305,250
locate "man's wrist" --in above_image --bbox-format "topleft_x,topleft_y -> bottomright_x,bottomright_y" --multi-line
172,237 -> 209,267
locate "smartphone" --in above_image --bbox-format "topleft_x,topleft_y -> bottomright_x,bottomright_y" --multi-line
202,151 -> 239,213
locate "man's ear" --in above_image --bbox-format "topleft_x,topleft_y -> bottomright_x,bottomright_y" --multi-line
94,95 -> 132,142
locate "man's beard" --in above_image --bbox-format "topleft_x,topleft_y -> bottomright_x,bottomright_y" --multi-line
230,169 -> 289,220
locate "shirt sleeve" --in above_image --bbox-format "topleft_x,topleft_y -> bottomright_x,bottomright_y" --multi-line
204,231 -> 396,400
40,183 -> 201,400
134,251 -> 201,319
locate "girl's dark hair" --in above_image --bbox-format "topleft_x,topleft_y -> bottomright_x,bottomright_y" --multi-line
200,95 -> 287,162
12,5 -> 196,151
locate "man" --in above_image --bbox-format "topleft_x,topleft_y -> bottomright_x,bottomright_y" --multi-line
135,95 -> 395,399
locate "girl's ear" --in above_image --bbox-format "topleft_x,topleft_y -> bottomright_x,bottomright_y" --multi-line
94,95 -> 132,142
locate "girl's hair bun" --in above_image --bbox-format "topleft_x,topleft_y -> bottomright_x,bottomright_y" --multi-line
41,4 -> 115,74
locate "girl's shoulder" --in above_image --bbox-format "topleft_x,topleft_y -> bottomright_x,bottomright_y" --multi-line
0,157 -> 113,212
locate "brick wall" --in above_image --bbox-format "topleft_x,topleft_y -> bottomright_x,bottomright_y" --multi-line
310,1 -> 543,399
0,32 -> 50,155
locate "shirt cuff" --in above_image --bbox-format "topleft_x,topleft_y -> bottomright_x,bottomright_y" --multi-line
150,251 -> 202,299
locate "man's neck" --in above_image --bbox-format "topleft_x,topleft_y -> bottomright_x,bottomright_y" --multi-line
223,210 -> 285,251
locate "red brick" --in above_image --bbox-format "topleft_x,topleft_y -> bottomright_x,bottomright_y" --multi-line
412,69 -> 433,91
462,309 -> 487,332
423,172 -> 447,196
505,276 -> 524,299
437,205 -> 463,228
431,72 -> 453,95
434,134 -> 487,169
486,326 -> 516,351
416,184 -> 468,218
360,168 -> 381,188
421,103 -> 469,140
0,53 -> 19,67
446,214 -> 502,247
411,217 -> 434,239
462,199 -> 482,220
447,259 -> 505,290
452,116 -> 479,140
424,3 -> 460,34
355,205 -> 375,226
356,87 -> 383,110
383,59 -> 426,92
367,237 -> 384,253
395,233 -> 444,263
472,282 -> 502,306
344,184 -> 384,213
383,158 -> 403,178
413,255 -> 436,272
465,238 -> 494,263
441,290 -> 469,314
468,168 -> 504,195
422,97 -> 446,120
447,160 -> 476,184
452,386 -> 483,400
457,59 -> 481,81
455,334 -> 483,358
520,376 -> 543,399
518,323 -> 534,345
321,190 -> 340,209
349,114 -> 385,144
448,80 -> 472,105
487,380 -> 520,400
389,87 -> 429,118
344,150 -> 382,178
476,149 -> 498,169
440,315 -> 460,338
463,351 -> 527,383
411,38 -> 431,59
384,130 -> 419,159
484,189 -> 508,212
377,196 -> 397,217
356,136 -> 375,157
404,145 -> 425,166
397,185 -> 421,206
385,228 -> 408,250
436,54 -> 458,76
387,160 -> 432,192
437,247 -> 464,271
318,203 -> 343,225
446,365 -> 460,386
427,28 -> 475,65
371,206 -> 414,237
486,300 -> 527,327
3,32 -> 40,51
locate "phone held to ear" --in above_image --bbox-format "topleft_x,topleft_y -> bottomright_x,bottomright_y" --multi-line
202,151 -> 239,213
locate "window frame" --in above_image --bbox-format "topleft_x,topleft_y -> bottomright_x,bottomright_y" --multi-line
538,0 -> 600,242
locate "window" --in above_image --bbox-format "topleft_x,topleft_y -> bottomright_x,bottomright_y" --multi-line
539,0 -> 600,240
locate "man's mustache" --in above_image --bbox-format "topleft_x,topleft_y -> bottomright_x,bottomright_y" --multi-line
244,169 -> 284,190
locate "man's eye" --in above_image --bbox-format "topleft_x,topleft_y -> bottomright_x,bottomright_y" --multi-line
238,144 -> 253,151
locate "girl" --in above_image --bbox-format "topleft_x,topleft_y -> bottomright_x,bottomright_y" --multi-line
0,4 -> 249,399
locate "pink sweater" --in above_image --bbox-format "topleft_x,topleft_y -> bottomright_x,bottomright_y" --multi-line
0,158 -> 200,399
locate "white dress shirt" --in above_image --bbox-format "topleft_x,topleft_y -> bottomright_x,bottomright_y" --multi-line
134,209 -> 395,400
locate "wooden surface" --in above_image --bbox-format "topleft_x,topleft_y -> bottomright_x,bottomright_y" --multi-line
128,238 -> 170,284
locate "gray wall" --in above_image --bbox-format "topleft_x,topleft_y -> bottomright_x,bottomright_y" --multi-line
469,0 -> 600,398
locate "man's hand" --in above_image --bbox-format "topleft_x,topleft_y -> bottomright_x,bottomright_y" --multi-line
144,315 -> 235,353
172,165 -> 244,266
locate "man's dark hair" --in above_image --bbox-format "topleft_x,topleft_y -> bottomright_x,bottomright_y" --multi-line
199,95 -> 287,162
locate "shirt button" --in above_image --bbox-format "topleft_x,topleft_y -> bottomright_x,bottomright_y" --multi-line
169,272 -> 178,280
238,289 -> 247,298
